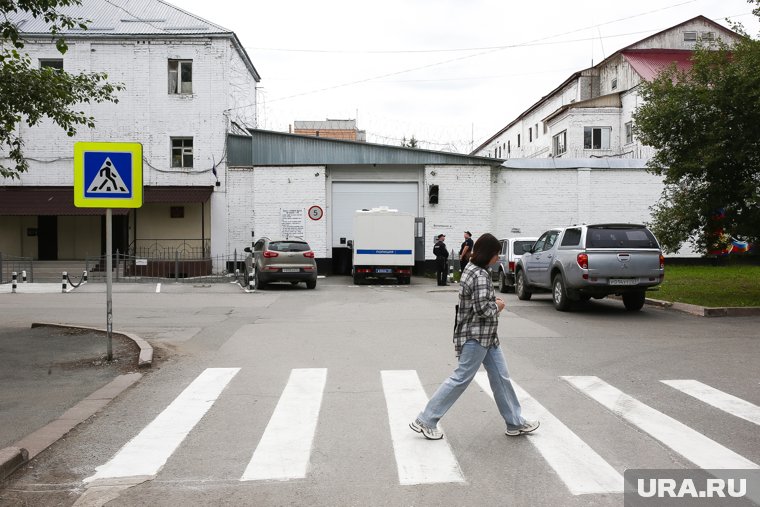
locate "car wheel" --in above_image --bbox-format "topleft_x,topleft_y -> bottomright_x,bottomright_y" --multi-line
516,270 -> 532,301
306,280 -> 317,289
552,274 -> 571,311
253,268 -> 266,290
499,270 -> 509,293
623,291 -> 646,311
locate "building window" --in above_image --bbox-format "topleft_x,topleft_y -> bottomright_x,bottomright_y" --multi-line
170,206 -> 185,219
507,140 -> 510,154
535,123 -> 539,138
529,127 -> 533,143
552,130 -> 567,156
168,59 -> 192,94
701,31 -> 715,41
171,138 -> 193,168
583,127 -> 611,150
611,77 -> 618,90
40,59 -> 63,71
517,134 -> 521,148
625,122 -> 633,144
684,31 -> 697,42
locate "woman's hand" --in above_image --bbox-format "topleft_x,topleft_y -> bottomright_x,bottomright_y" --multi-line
495,298 -> 505,312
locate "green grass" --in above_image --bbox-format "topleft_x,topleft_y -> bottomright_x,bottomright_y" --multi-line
654,264 -> 760,307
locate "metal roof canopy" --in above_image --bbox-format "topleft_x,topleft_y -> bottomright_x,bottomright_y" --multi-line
228,130 -> 502,167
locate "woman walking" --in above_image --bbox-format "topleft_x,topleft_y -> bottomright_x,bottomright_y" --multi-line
410,233 -> 539,440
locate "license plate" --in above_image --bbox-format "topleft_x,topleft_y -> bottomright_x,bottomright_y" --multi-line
609,278 -> 638,285
376,268 -> 392,273
281,268 -> 300,273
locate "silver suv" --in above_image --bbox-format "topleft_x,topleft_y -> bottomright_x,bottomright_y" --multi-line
245,237 -> 318,289
514,224 -> 664,311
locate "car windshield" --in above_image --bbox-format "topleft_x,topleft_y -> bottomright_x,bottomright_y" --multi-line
585,227 -> 659,248
513,241 -> 534,255
268,241 -> 310,252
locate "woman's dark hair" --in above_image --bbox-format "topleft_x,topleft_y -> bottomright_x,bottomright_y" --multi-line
470,233 -> 501,268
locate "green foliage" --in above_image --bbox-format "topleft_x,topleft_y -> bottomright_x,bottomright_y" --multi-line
400,136 -> 419,148
0,0 -> 124,178
633,6 -> 760,254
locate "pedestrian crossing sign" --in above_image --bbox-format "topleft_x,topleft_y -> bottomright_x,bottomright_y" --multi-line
74,142 -> 143,208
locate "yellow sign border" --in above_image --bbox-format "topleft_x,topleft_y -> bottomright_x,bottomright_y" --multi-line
74,142 -> 143,208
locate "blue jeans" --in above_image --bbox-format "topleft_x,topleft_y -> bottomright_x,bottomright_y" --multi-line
417,340 -> 525,430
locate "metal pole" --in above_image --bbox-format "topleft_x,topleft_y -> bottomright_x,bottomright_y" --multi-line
62,271 -> 67,293
106,208 -> 113,361
12,271 -> 17,293
22,270 -> 27,283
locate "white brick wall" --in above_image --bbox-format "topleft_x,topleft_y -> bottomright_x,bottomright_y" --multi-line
226,166 -> 328,257
423,165 -> 495,259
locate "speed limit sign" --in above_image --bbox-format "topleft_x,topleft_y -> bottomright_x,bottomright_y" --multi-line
308,205 -> 324,221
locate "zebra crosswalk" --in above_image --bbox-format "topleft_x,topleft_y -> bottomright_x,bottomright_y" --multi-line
82,367 -> 760,497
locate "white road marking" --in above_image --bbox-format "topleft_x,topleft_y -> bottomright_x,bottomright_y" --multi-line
380,370 -> 465,485
662,380 -> 760,426
474,372 -> 622,495
241,368 -> 327,481
563,376 -> 759,470
155,283 -> 161,293
84,368 -> 240,483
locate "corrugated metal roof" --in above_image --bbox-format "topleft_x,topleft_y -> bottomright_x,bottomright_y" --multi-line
622,50 -> 695,82
542,93 -> 622,124
12,0 -> 229,35
228,130 -> 502,167
11,0 -> 260,80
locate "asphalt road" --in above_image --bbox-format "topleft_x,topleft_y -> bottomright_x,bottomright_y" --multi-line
0,277 -> 758,506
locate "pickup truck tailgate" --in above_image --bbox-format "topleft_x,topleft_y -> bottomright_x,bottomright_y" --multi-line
586,249 -> 662,279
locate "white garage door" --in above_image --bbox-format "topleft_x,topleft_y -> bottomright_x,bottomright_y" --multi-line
331,182 -> 418,248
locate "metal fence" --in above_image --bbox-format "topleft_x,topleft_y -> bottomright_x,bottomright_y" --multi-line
85,250 -> 251,286
129,239 -> 210,259
0,253 -> 34,284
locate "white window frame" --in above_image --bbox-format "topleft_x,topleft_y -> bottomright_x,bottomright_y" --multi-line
701,31 -> 715,41
39,58 -> 63,70
171,137 -> 193,168
552,130 -> 567,156
625,122 -> 633,145
684,31 -> 697,42
583,127 -> 611,150
168,59 -> 193,94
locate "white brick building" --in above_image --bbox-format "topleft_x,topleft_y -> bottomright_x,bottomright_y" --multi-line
0,0 -> 259,267
473,16 -> 740,160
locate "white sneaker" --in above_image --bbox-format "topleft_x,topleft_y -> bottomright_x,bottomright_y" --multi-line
505,420 -> 540,436
409,418 -> 444,440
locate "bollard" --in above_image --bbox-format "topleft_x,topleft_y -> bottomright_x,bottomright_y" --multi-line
21,270 -> 27,283
62,271 -> 68,293
248,272 -> 254,291
12,271 -> 17,293
83,270 -> 88,282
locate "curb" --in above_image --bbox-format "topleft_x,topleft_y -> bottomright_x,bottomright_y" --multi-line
1,324 -> 152,482
643,297 -> 760,318
30,322 -> 153,367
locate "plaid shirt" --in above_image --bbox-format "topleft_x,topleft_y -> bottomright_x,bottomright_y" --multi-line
453,263 -> 500,356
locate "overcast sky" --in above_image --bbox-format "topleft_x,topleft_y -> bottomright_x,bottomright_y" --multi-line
177,0 -> 759,153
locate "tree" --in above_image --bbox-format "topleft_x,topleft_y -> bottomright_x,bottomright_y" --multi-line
632,5 -> 760,254
1,0 -> 123,179
400,135 -> 419,148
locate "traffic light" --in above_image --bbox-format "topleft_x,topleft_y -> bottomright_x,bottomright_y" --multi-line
428,184 -> 439,204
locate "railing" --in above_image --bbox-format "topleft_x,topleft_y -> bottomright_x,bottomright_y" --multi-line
128,239 -> 211,259
85,250 -> 249,284
0,253 -> 34,284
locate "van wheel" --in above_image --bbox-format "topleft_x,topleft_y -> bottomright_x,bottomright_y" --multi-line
499,271 -> 509,293
353,273 -> 362,285
623,291 -> 646,311
552,274 -> 571,311
516,270 -> 532,300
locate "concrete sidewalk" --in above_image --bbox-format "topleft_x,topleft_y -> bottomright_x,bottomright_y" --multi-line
0,324 -> 151,481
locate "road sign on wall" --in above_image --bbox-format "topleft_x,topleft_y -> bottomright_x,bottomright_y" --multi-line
74,142 -> 143,208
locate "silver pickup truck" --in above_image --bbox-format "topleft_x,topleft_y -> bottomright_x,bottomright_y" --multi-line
514,224 -> 665,312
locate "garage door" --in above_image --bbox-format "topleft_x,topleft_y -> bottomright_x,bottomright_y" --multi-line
331,182 -> 418,248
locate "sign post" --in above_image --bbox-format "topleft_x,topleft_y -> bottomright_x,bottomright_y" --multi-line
74,142 -> 143,361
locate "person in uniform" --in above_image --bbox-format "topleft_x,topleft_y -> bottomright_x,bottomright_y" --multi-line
433,234 -> 449,286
